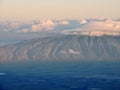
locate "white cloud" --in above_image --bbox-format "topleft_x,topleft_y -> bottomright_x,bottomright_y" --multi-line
61,18 -> 120,36
59,20 -> 69,25
81,19 -> 120,31
31,19 -> 55,32
31,24 -> 41,32
0,18 -> 120,36
40,19 -> 55,29
80,19 -> 87,24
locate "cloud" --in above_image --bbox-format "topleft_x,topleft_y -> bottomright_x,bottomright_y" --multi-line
0,19 -> 77,33
30,19 -> 55,32
80,19 -> 87,24
61,18 -> 120,36
81,18 -> 120,31
59,20 -> 69,25
31,24 -> 41,32
0,18 -> 120,35
41,19 -> 55,28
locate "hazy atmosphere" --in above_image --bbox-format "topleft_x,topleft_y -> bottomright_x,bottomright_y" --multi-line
0,0 -> 120,90
0,0 -> 120,20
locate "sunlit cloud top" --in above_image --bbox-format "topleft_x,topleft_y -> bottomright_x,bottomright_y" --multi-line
0,18 -> 120,33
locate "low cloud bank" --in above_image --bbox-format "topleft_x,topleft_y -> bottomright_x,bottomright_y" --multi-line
81,18 -> 120,31
0,18 -> 120,35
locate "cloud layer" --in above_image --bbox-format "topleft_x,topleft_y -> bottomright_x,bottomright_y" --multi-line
0,18 -> 120,36
81,18 -> 120,31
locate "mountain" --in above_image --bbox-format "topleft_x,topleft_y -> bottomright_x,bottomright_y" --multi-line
0,35 -> 120,62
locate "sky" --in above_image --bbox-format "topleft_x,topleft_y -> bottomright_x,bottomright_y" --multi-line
0,0 -> 120,20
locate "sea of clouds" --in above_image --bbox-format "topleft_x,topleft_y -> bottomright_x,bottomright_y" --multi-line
0,18 -> 120,45
0,18 -> 120,33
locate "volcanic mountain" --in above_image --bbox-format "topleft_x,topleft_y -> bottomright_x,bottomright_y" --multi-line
0,35 -> 120,62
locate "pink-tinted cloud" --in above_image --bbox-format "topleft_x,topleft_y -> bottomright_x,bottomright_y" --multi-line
30,19 -> 55,32
82,19 -> 120,31
80,19 -> 87,24
0,18 -> 120,34
59,20 -> 69,25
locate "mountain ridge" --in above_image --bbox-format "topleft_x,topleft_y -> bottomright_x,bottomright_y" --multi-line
0,35 -> 120,62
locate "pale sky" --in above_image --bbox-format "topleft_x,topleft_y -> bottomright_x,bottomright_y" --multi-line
0,0 -> 120,20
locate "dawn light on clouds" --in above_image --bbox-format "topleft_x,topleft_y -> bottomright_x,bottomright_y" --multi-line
0,1 -> 120,90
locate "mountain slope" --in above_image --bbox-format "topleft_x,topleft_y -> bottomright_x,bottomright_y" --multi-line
0,35 -> 120,62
